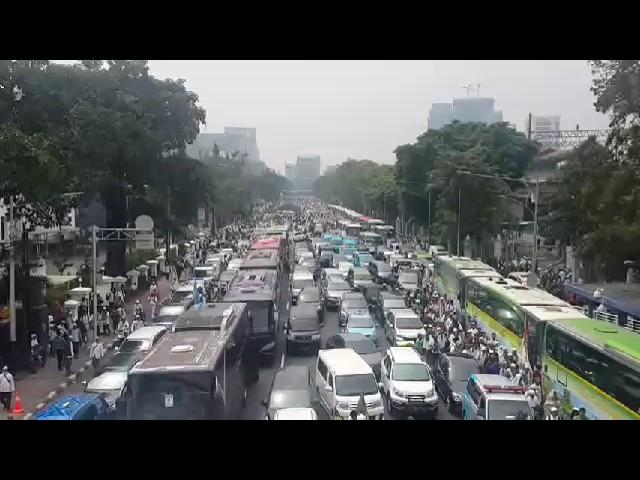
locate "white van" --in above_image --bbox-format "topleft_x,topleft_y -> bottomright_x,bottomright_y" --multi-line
428,245 -> 449,259
313,348 -> 384,420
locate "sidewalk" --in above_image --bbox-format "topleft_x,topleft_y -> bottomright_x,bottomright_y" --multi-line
1,277 -> 170,420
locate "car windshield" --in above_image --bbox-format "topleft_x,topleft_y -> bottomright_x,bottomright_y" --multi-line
359,255 -> 373,263
384,299 -> 406,309
171,290 -> 193,302
396,317 -> 422,329
344,299 -> 367,310
392,363 -> 430,381
488,400 -> 532,420
450,360 -> 480,383
119,340 -> 150,353
345,338 -> 377,355
329,282 -> 350,291
194,269 -> 211,278
354,271 -> 371,280
335,374 -> 378,396
377,263 -> 391,272
349,315 -> 373,328
293,279 -> 314,290
290,316 -> 318,332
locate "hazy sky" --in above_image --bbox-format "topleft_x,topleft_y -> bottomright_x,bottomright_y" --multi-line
59,60 -> 611,173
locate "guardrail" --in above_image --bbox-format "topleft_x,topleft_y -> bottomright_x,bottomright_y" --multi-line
580,307 -> 640,334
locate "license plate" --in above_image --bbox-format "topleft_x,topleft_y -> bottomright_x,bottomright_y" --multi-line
164,394 -> 174,408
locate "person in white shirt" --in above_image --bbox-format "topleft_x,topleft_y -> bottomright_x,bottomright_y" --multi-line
0,366 -> 15,411
131,315 -> 144,332
89,340 -> 105,371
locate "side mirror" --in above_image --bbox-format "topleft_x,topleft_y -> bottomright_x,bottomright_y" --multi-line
81,381 -> 88,388
324,385 -> 333,392
260,400 -> 268,408
477,408 -> 485,419
378,382 -> 384,393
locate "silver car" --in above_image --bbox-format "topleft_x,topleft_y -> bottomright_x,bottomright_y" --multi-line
83,370 -> 128,409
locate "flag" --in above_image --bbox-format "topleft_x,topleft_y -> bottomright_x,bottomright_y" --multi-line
356,393 -> 368,418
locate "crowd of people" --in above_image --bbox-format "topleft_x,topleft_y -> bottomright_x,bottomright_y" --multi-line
409,266 -> 581,420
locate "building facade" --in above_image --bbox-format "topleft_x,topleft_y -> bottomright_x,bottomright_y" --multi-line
294,155 -> 321,190
428,97 -> 503,130
186,127 -> 261,164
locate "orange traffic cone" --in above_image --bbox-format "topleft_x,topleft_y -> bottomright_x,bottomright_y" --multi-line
11,392 -> 24,416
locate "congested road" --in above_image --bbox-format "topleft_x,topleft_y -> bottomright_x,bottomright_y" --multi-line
242,269 -> 457,420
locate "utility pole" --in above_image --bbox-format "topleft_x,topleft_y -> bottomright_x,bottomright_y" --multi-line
532,177 -> 540,272
457,187 -> 461,256
91,225 -> 98,342
427,191 -> 431,248
527,112 -> 532,140
165,186 -> 171,264
9,196 -> 16,344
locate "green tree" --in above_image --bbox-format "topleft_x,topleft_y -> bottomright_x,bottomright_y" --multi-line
395,122 -> 538,251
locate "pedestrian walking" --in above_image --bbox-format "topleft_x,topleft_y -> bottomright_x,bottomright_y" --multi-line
80,313 -> 89,345
89,340 -> 105,373
63,334 -> 74,375
71,322 -> 81,359
0,366 -> 15,411
53,331 -> 66,370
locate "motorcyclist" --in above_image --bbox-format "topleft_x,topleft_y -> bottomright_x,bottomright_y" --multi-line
116,316 -> 130,338
134,300 -> 144,320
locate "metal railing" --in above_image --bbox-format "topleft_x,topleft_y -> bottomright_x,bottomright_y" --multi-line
581,307 -> 640,334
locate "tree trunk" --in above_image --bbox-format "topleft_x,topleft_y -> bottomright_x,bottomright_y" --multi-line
102,182 -> 127,277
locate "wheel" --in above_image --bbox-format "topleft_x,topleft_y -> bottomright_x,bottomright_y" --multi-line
386,393 -> 395,416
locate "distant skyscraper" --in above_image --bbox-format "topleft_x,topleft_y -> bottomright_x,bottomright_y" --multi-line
285,163 -> 296,181
428,97 -> 503,130
324,164 -> 338,175
185,126 -> 260,163
295,155 -> 321,190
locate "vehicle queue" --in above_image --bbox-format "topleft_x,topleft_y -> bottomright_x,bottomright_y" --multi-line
33,197 -> 640,420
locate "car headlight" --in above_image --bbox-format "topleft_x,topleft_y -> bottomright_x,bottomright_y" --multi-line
451,392 -> 462,402
337,401 -> 350,410
393,388 -> 406,398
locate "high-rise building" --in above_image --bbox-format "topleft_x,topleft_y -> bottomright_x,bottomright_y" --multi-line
185,126 -> 260,163
285,163 -> 296,181
324,164 -> 338,175
294,155 -> 321,190
428,97 -> 503,130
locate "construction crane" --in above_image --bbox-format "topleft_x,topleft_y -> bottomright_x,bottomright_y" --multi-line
462,83 -> 481,97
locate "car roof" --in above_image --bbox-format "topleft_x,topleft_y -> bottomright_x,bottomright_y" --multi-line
125,326 -> 166,341
86,371 -> 128,391
291,304 -> 320,318
339,332 -> 373,343
157,305 -> 186,316
389,308 -> 419,318
272,365 -> 311,390
292,270 -> 314,279
342,292 -> 366,300
35,393 -> 103,420
273,408 -> 316,420
389,347 -> 424,364
318,348 -> 373,375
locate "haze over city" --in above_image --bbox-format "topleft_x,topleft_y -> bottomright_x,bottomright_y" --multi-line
56,60 -> 610,172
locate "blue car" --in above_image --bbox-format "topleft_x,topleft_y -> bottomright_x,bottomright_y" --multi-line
34,393 -> 113,420
345,309 -> 378,345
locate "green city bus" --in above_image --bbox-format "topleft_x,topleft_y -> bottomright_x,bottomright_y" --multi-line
463,277 -> 640,419
540,316 -> 640,420
433,255 -> 501,300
